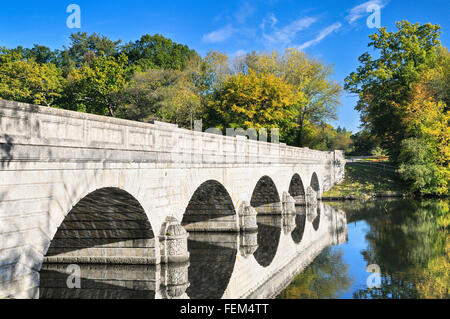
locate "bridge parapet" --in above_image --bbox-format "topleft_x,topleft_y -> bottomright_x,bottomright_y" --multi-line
0,100 -> 336,166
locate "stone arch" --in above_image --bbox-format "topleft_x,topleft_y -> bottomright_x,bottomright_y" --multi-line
250,176 -> 282,215
288,173 -> 306,205
310,172 -> 320,193
44,187 -> 157,264
182,180 -> 238,232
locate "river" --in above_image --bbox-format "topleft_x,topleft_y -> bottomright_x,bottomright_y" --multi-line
37,199 -> 449,299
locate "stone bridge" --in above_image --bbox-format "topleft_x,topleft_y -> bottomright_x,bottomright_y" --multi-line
0,100 -> 345,298
40,203 -> 348,299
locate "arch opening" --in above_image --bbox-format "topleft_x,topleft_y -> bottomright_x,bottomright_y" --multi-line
182,180 -> 238,232
310,173 -> 320,194
289,174 -> 306,205
250,176 -> 282,215
43,187 -> 156,264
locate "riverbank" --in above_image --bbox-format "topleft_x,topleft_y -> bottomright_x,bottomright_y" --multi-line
323,161 -> 410,200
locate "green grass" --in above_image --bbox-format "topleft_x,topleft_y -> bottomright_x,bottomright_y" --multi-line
324,162 -> 409,198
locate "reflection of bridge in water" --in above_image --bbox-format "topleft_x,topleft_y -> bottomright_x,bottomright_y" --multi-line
39,203 -> 347,299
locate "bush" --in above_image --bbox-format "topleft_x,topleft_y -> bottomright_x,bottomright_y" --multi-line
397,138 -> 448,195
371,146 -> 388,157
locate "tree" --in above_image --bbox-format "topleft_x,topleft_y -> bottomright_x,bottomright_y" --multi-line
0,53 -> 65,106
241,49 -> 341,146
345,21 -> 442,158
65,53 -> 128,116
206,68 -> 299,141
121,55 -> 205,128
122,34 -> 197,72
66,32 -> 122,67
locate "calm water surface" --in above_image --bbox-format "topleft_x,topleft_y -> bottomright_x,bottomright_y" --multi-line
39,199 -> 449,299
279,199 -> 449,299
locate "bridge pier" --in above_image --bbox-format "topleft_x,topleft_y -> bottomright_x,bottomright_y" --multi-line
238,202 -> 258,232
306,186 -> 319,206
159,217 -> 190,264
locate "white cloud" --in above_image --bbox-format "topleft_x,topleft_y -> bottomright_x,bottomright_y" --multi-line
202,25 -> 237,43
263,16 -> 317,47
297,22 -> 342,50
234,1 -> 255,24
346,0 -> 388,24
261,13 -> 278,30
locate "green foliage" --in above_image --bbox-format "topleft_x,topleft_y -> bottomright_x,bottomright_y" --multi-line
122,34 -> 197,72
345,21 -> 442,158
66,32 -> 122,67
350,129 -> 379,156
398,138 -> 447,195
204,49 -> 342,145
65,53 -> 129,116
300,124 -> 353,153
0,54 -> 65,106
346,21 -> 449,195
371,146 -> 388,157
121,55 -> 206,129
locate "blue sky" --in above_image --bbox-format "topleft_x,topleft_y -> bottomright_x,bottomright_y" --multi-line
1,0 -> 449,132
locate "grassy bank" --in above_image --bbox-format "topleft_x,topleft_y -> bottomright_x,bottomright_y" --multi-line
323,161 -> 409,199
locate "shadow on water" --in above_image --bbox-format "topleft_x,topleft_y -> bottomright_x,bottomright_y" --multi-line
253,216 -> 282,267
291,209 -> 307,244
186,233 -> 238,299
39,264 -> 158,299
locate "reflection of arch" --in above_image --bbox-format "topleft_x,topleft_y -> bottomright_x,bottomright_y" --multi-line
250,176 -> 282,215
288,174 -> 306,204
44,187 -> 155,264
186,233 -> 237,299
291,209 -> 306,244
253,215 -> 282,267
312,207 -> 321,231
182,180 -> 237,232
40,264 -> 158,299
310,172 -> 320,193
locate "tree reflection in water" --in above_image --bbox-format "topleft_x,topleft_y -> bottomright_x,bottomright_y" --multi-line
277,247 -> 352,299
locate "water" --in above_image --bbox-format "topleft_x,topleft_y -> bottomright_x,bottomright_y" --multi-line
278,199 -> 449,299
38,199 -> 449,299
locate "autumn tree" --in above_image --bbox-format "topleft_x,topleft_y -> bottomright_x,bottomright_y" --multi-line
345,21 -> 442,158
233,49 -> 341,146
206,68 -> 299,141
346,21 -> 449,194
